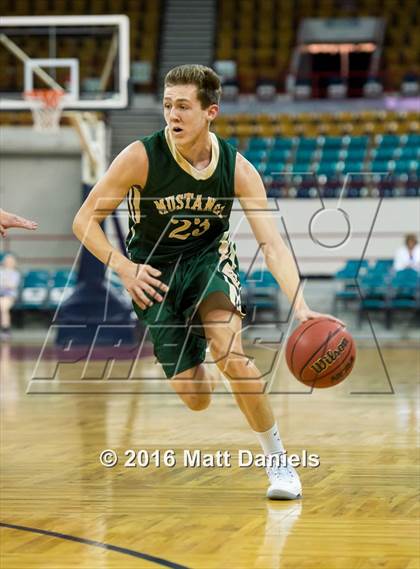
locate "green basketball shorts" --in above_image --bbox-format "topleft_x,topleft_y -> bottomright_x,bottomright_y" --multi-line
133,236 -> 245,378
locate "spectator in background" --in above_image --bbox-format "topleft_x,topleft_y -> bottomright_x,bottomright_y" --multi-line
393,234 -> 420,272
0,254 -> 20,339
0,208 -> 38,238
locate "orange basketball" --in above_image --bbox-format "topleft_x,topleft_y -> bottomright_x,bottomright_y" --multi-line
285,317 -> 356,388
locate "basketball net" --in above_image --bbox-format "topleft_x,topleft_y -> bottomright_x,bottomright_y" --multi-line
24,89 -> 65,133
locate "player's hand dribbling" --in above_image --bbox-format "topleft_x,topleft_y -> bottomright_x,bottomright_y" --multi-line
117,260 -> 169,310
295,306 -> 345,327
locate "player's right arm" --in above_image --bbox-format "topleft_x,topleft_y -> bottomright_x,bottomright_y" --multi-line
72,141 -> 168,310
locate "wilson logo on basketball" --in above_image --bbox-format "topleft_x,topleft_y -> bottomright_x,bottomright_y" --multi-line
310,337 -> 349,374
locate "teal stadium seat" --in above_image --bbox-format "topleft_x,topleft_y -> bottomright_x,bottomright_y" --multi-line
48,268 -> 77,308
398,147 -> 419,160
394,159 -> 418,174
370,259 -> 394,275
273,137 -> 293,150
291,162 -> 312,173
248,137 -> 271,150
244,149 -> 267,164
358,272 -> 390,327
345,148 -> 366,161
336,259 -> 369,280
53,268 -> 77,287
297,137 -> 318,150
247,269 -> 280,321
333,259 -> 369,312
346,136 -> 369,149
265,161 -> 286,174
369,160 -> 391,173
387,269 -> 420,328
316,162 -> 338,175
268,149 -> 291,162
320,149 -> 341,162
405,134 -> 420,147
341,161 -> 364,174
392,268 -> 418,287
295,149 -> 315,163
376,134 -> 400,147
322,136 -> 344,148
372,147 -> 397,161
17,269 -> 50,310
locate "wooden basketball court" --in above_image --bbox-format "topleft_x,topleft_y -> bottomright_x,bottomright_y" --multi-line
1,341 -> 418,569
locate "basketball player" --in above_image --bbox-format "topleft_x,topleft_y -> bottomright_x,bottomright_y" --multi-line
73,65 -> 340,500
0,209 -> 38,238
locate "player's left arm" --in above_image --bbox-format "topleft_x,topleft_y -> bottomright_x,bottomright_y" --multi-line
234,153 -> 339,323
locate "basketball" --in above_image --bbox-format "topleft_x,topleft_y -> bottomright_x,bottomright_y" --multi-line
286,317 -> 356,388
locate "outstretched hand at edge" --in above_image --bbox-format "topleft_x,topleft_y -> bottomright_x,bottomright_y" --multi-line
0,209 -> 38,238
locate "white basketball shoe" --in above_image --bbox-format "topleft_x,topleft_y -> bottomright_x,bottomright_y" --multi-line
266,458 -> 302,500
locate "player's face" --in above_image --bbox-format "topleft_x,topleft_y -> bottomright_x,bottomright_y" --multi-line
163,84 -> 218,145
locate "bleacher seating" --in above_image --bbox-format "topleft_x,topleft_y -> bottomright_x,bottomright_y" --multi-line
333,260 -> 419,328
17,270 -> 51,310
47,269 -> 77,309
12,268 -> 77,323
358,272 -> 390,327
333,260 -> 369,311
388,268 -> 419,327
214,111 -> 419,198
8,267 -> 138,326
215,0 -> 419,93
335,259 -> 370,280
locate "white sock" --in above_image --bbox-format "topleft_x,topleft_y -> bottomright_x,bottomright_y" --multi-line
254,422 -> 285,456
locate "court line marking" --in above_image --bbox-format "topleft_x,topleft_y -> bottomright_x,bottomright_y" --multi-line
0,522 -> 191,569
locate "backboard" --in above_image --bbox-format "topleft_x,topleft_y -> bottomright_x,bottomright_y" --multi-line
0,15 -> 130,110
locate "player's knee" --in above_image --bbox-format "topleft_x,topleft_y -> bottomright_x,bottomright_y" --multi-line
212,346 -> 248,374
217,353 -> 263,382
184,393 -> 211,411
210,341 -> 242,365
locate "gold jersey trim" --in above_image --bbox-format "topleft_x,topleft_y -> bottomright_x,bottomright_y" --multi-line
164,127 -> 220,181
126,185 -> 141,252
217,231 -> 246,318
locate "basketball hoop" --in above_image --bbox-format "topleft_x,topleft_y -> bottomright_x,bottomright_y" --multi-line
24,89 -> 66,132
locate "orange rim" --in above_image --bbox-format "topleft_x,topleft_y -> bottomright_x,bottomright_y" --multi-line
24,89 -> 65,107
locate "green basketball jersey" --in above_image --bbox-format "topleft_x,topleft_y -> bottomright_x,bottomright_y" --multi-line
126,128 -> 237,264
